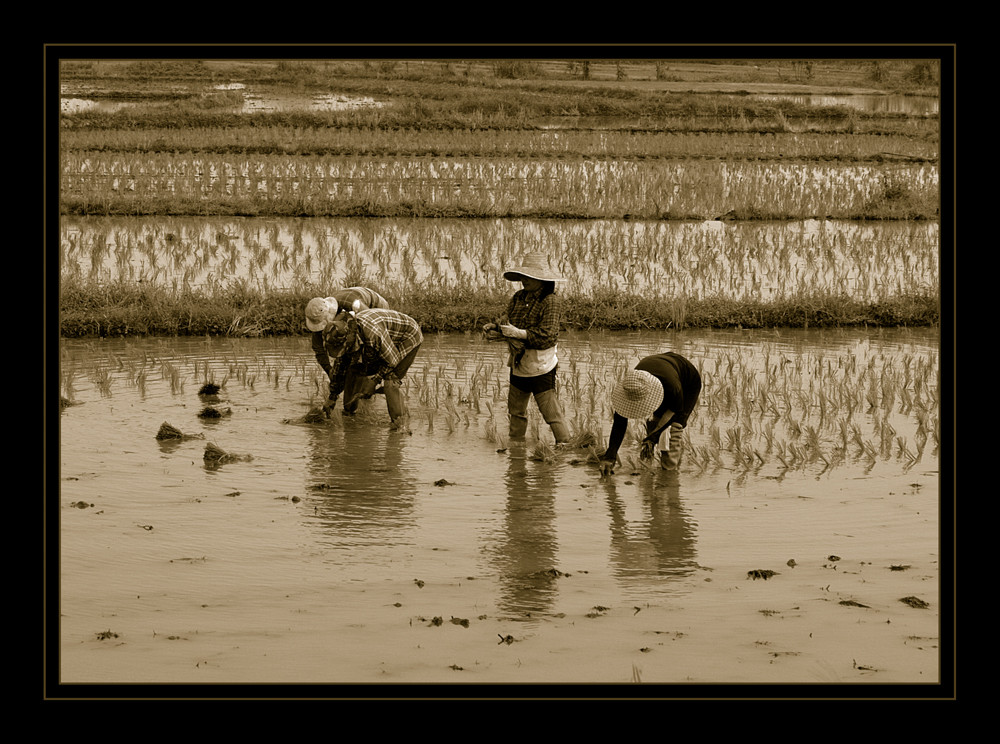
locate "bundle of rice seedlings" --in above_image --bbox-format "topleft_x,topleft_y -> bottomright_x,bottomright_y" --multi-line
529,441 -> 557,464
155,421 -> 204,441
301,406 -> 327,424
203,442 -> 252,464
198,382 -> 222,396
198,406 -> 232,419
566,430 -> 598,449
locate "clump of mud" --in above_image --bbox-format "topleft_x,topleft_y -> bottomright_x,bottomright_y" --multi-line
203,442 -> 252,464
155,421 -> 205,441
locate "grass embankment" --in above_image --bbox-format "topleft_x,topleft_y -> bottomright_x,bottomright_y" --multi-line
57,277 -> 939,338
57,59 -> 942,335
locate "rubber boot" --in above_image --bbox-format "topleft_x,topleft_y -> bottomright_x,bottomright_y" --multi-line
534,388 -> 570,444
508,385 -> 531,438
660,422 -> 685,470
383,377 -> 406,422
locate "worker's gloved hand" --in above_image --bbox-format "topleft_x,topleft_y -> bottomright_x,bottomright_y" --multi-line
598,458 -> 615,477
358,376 -> 379,399
500,324 -> 528,339
482,322 -> 499,333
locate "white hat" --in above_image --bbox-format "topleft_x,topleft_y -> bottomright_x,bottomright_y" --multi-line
610,370 -> 663,420
503,253 -> 565,283
304,296 -> 340,332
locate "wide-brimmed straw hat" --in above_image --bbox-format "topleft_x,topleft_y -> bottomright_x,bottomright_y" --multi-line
305,296 -> 340,332
503,253 -> 565,283
611,369 -> 664,420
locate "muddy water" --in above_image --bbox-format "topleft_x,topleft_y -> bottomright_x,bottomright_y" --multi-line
56,328 -> 944,690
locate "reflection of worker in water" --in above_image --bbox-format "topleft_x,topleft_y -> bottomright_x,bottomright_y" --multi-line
601,472 -> 697,590
489,443 -> 560,621
303,420 -> 417,547
599,352 -> 702,476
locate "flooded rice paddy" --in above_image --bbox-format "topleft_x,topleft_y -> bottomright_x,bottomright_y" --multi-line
56,327 -> 943,689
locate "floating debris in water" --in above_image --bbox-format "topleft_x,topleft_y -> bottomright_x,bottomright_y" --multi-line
899,595 -> 930,609
434,479 -> 455,487
747,569 -> 779,580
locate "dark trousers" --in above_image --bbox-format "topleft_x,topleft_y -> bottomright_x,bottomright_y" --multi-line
508,366 -> 570,443
346,344 -> 421,420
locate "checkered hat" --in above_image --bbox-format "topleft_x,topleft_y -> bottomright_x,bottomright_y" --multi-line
610,369 -> 663,420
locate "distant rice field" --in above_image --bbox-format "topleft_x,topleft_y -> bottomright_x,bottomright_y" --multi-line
59,154 -> 939,220
60,215 -> 939,304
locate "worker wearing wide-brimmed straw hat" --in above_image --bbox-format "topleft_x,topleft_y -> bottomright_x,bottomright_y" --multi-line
305,287 -> 390,413
598,352 -> 702,476
482,253 -> 570,444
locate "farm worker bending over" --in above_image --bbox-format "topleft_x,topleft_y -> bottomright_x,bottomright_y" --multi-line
482,253 -> 570,445
305,287 -> 391,377
321,307 -> 423,428
598,352 -> 702,476
305,287 -> 391,414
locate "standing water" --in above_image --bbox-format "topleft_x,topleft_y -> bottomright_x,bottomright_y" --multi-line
55,328 -> 943,689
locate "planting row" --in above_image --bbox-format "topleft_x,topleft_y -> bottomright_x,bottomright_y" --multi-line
59,124 -> 940,162
60,153 -> 939,220
59,328 -> 940,480
60,215 -> 940,305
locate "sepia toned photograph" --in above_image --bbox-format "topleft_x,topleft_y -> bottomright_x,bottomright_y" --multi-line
46,44 -> 954,700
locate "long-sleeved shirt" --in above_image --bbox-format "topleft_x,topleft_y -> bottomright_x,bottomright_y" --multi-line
329,309 -> 423,399
504,288 -> 561,376
311,287 -> 391,375
602,353 -> 702,463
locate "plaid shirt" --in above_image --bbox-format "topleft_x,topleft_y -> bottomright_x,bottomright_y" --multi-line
329,309 -> 423,399
311,287 -> 391,374
506,288 -> 561,350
